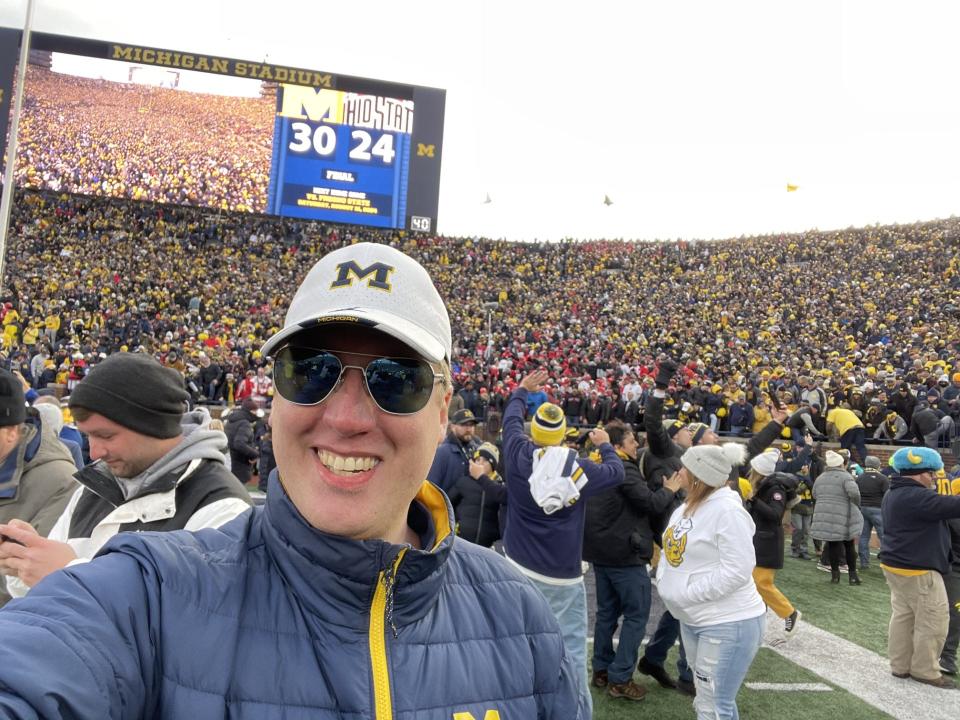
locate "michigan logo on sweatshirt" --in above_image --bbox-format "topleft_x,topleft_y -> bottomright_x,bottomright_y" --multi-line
663,517 -> 694,567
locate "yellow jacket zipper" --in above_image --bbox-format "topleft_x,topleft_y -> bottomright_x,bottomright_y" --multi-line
369,548 -> 407,719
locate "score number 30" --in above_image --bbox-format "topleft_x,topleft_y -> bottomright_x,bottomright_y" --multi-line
288,122 -> 396,164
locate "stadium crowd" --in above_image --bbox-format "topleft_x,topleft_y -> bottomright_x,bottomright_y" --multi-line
15,66 -> 273,212
1,188 -> 960,713
3,189 -> 960,451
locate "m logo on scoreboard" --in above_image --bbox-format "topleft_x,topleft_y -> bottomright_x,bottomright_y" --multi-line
416,143 -> 436,158
330,261 -> 395,292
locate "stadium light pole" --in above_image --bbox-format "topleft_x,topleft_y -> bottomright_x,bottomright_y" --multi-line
0,0 -> 36,288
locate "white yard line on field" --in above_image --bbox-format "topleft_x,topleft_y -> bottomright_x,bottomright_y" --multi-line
762,609 -> 960,720
745,682 -> 832,691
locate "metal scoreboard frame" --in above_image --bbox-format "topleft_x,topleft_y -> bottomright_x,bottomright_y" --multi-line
1,30 -> 445,233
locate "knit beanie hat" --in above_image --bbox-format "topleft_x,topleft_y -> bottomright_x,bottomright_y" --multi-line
0,369 -> 26,427
686,422 -> 710,445
531,403 -> 566,446
664,419 -> 685,438
474,442 -> 500,468
749,449 -> 779,477
824,450 -> 845,468
681,443 -> 747,488
69,353 -> 189,439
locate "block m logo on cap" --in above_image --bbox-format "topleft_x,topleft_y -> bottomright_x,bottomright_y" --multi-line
330,261 -> 395,292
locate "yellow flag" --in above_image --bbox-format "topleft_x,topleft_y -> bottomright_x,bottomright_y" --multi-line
786,183 -> 799,192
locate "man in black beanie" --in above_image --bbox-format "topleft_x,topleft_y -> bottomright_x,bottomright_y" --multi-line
0,353 -> 252,600
0,368 -> 77,607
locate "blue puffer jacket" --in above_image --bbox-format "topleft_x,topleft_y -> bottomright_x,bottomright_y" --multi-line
0,475 -> 583,719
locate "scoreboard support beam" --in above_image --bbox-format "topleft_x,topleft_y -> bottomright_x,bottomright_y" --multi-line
0,0 -> 35,287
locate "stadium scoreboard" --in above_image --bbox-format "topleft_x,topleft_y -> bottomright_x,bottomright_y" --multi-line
1,30 -> 445,233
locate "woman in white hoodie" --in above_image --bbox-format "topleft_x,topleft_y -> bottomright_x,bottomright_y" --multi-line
657,443 -> 766,720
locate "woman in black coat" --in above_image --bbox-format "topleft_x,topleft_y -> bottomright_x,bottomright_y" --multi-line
746,451 -> 802,638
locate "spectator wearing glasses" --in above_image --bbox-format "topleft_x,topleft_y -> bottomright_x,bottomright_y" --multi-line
880,446 -> 960,690
0,243 -> 583,718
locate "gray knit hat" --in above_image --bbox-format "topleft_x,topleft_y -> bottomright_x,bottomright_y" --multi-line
69,353 -> 189,439
681,443 -> 747,488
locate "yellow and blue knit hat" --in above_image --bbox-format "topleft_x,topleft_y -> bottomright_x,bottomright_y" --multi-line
531,403 -> 566,446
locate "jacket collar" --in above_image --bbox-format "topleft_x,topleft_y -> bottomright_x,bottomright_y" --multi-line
260,473 -> 453,631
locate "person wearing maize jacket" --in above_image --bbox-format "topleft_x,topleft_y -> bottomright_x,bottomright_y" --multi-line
744,450 -> 803,639
880,446 -> 960,690
501,367 -> 625,716
0,243 -> 584,719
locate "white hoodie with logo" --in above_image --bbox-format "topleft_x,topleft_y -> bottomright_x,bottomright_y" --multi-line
656,486 -> 766,627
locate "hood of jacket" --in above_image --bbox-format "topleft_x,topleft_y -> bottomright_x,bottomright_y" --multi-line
0,413 -> 75,497
75,411 -> 230,507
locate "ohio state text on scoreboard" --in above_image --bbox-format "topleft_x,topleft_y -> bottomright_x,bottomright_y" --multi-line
267,86 -> 418,229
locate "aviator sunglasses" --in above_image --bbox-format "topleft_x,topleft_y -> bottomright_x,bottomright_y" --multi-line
273,346 -> 446,415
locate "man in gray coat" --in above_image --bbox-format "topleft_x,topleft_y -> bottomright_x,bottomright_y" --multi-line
0,369 -> 77,606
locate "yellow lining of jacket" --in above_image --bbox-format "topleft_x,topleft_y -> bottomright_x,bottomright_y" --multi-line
368,480 -> 453,718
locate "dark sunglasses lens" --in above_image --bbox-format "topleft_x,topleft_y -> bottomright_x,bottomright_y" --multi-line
275,348 -> 342,405
365,357 -> 435,414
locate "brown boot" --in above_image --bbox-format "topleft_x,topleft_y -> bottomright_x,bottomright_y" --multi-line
608,679 -> 647,701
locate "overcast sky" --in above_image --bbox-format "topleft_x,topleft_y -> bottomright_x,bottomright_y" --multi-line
3,0 -> 960,241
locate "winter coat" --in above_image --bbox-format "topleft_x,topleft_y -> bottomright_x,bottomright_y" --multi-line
0,477 -> 584,719
0,414 -> 79,606
448,471 -> 506,548
811,468 -> 864,541
427,433 -> 479,496
224,408 -> 258,483
746,473 -> 799,569
583,452 -> 658,566
641,393 -> 684,540
880,476 -> 960,575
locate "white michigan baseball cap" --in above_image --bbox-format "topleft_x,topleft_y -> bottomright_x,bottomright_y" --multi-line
260,242 -> 452,364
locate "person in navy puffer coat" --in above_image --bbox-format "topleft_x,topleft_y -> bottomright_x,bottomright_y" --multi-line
0,243 -> 584,719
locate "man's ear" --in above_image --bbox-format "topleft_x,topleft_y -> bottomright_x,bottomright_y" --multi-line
437,387 -> 452,445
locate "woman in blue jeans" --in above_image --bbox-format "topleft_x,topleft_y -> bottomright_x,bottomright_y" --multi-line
658,443 -> 767,720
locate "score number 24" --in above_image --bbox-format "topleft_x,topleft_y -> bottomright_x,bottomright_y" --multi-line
288,122 -> 395,164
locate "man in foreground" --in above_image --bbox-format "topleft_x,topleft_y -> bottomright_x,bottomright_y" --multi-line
0,243 -> 582,718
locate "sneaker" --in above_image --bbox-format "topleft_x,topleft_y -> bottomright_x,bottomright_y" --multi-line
941,662 -> 958,677
784,609 -> 802,635
816,562 -> 832,573
607,680 -> 647,701
910,674 -> 957,689
839,564 -> 849,574
798,553 -> 813,560
676,677 -> 697,697
637,656 -> 677,689
591,669 -> 608,688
